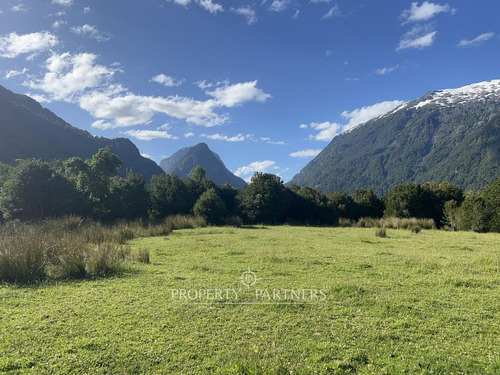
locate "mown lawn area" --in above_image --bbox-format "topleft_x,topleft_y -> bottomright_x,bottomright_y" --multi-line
1,226 -> 499,374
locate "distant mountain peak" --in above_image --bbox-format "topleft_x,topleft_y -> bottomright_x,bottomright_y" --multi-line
160,143 -> 247,188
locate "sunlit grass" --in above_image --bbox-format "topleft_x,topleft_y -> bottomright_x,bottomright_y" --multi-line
0,226 -> 499,374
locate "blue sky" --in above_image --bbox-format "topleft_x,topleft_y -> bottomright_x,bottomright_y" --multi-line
0,0 -> 498,182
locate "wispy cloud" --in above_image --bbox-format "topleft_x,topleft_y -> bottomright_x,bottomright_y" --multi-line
397,25 -> 437,50
184,132 -> 195,138
11,4 -> 29,12
4,68 -> 28,79
198,0 -> 223,13
201,133 -> 249,142
291,10 -> 300,20
124,129 -> 177,141
231,6 -> 257,25
151,74 -> 184,87
71,25 -> 111,42
269,0 -> 289,12
289,149 -> 322,158
260,137 -> 285,145
52,20 -> 67,29
458,32 -> 494,47
0,31 -> 58,58
52,0 -> 73,6
401,1 -> 455,23
321,4 -> 340,20
376,64 -> 400,75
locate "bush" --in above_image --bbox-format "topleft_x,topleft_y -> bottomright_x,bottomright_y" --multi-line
165,215 -> 207,230
135,249 -> 151,264
375,228 -> 387,238
193,188 -> 227,225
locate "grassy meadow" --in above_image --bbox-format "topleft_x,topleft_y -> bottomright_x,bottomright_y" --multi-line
1,226 -> 499,374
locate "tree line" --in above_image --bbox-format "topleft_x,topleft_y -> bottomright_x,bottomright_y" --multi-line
0,148 -> 498,232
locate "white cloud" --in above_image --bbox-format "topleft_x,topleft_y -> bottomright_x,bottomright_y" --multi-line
299,124 -> 308,129
307,122 -> 341,141
289,149 -> 322,158
168,0 -> 192,6
376,65 -> 400,75
234,160 -> 277,177
260,137 -> 285,145
26,52 -> 116,101
11,4 -> 29,12
52,20 -> 67,29
195,79 -> 229,90
151,74 -> 184,87
25,93 -> 51,103
0,31 -> 58,58
198,0 -> 223,14
269,0 -> 289,12
124,129 -> 177,141
141,153 -> 154,160
458,32 -> 494,47
4,67 -> 28,79
71,25 -> 111,42
341,100 -> 404,131
52,0 -> 73,6
206,80 -> 271,107
321,4 -> 340,19
84,7 -> 91,14
402,1 -> 455,23
397,25 -> 437,50
306,100 -> 404,140
291,10 -> 300,19
310,0 -> 331,3
231,6 -> 257,25
91,120 -> 114,130
201,133 -> 248,142
184,132 -> 195,138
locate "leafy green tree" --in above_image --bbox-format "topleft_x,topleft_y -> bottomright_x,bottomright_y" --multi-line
109,171 -> 150,220
327,191 -> 357,220
481,178 -> 500,232
352,188 -> 384,219
238,173 -> 290,224
455,193 -> 489,232
383,183 -> 425,218
148,174 -> 193,219
218,183 -> 240,217
193,188 -> 227,225
0,160 -> 84,221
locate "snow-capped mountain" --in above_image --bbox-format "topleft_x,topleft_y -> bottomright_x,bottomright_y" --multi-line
289,79 -> 500,195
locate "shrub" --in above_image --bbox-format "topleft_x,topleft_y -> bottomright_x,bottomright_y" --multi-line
375,228 -> 387,238
136,249 -> 151,264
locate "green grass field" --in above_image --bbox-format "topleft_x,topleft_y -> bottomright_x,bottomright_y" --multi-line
1,226 -> 499,374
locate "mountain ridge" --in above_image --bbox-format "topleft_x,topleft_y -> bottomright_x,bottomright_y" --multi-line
160,143 -> 247,188
0,85 -> 164,181
289,79 -> 500,195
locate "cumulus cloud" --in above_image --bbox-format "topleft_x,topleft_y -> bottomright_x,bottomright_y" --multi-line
151,74 -> 184,87
397,25 -> 437,50
141,153 -> 154,160
0,31 -> 58,58
289,149 -> 322,158
269,0 -> 289,12
234,160 -> 278,177
71,25 -> 111,42
458,32 -> 494,47
124,129 -> 177,141
341,100 -> 404,131
231,6 -> 257,25
321,4 -> 340,19
198,0 -> 223,13
25,52 -> 116,101
52,0 -> 73,5
402,1 -> 455,23
306,100 -> 404,140
52,20 -> 67,29
184,132 -> 195,138
206,80 -> 271,107
376,65 -> 399,75
201,133 -> 249,142
307,122 -> 341,141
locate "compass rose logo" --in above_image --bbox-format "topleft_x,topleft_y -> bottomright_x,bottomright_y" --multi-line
240,269 -> 258,288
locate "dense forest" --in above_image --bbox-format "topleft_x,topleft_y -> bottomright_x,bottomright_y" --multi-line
0,148 -> 498,233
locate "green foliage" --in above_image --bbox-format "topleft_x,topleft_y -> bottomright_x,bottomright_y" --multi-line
238,173 -> 290,224
455,193 -> 489,232
109,171 -> 150,220
481,177 -> 500,232
384,183 -> 425,218
193,188 -> 228,225
148,174 -> 195,219
327,191 -> 357,220
352,188 -> 384,219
